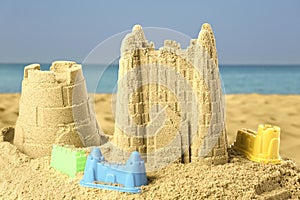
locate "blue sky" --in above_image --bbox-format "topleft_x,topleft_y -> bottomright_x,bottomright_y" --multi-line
0,0 -> 299,64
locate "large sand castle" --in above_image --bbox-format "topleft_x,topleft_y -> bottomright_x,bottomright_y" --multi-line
112,23 -> 228,167
14,61 -> 104,158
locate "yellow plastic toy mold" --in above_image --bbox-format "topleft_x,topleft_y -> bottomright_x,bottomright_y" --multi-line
233,124 -> 281,164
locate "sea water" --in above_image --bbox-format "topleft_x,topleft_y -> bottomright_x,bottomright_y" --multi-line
0,63 -> 299,94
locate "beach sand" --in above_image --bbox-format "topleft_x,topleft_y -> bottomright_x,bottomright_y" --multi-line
0,93 -> 299,199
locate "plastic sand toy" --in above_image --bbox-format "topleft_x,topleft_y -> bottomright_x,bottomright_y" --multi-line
50,145 -> 87,177
233,124 -> 281,164
79,147 -> 147,193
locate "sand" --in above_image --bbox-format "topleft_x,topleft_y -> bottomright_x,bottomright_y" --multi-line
0,93 -> 300,199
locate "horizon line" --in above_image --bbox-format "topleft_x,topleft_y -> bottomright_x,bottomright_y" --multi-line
1,62 -> 300,66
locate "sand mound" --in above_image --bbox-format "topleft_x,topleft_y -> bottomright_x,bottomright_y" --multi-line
0,141 -> 299,199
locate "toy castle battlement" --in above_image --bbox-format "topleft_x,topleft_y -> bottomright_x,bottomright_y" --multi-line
80,147 -> 147,193
112,23 -> 228,169
52,144 -> 86,157
233,124 -> 281,163
14,61 -> 104,158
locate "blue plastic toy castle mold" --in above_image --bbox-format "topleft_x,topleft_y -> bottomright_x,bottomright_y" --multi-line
79,147 -> 147,193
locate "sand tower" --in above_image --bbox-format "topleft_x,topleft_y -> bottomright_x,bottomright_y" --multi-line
112,24 -> 228,168
14,61 -> 104,158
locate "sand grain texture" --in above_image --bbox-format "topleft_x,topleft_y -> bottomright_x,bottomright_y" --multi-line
0,93 -> 300,199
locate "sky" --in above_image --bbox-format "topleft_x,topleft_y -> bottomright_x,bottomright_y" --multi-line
0,0 -> 299,64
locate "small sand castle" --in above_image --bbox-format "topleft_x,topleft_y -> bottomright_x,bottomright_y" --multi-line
112,23 -> 228,167
14,61 -> 104,158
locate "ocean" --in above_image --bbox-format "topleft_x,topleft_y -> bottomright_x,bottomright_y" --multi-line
0,63 -> 300,94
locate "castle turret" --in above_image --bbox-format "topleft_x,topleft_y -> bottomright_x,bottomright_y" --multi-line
14,61 -> 104,158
